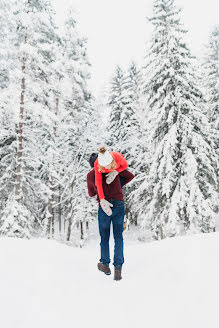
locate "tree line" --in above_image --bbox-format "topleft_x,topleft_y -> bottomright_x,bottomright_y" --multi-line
0,0 -> 218,243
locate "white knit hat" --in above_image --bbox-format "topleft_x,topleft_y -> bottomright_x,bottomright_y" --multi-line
98,146 -> 113,167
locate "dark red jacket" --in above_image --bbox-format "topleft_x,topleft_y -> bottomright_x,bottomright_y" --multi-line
87,169 -> 134,204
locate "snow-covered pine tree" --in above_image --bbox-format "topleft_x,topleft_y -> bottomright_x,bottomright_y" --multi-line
0,0 -> 32,237
123,63 -> 145,224
54,8 -> 101,243
202,26 -> 219,197
0,194 -> 34,238
124,62 -> 152,225
138,0 -> 218,239
0,0 -> 18,216
19,0 -> 62,234
107,63 -> 149,225
107,66 -> 127,150
0,0 -> 61,238
108,63 -> 142,166
95,83 -> 112,142
119,62 -> 142,166
127,62 -> 144,127
0,1 -> 100,242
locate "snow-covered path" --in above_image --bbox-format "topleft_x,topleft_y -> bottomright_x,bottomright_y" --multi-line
0,229 -> 219,328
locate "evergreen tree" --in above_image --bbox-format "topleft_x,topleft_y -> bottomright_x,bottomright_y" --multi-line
54,8 -> 101,242
18,0 -> 61,237
138,0 -> 218,239
120,62 -> 142,166
203,26 -> 219,194
108,63 -> 143,164
122,63 -> 145,224
0,0 -> 19,215
107,63 -> 149,225
0,1 -> 102,243
107,66 -> 127,149
0,0 -> 61,237
0,195 -> 34,239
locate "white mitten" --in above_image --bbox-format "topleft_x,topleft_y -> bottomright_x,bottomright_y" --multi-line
106,170 -> 118,184
100,199 -> 113,216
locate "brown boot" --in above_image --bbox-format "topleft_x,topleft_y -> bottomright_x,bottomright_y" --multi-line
97,262 -> 111,275
114,267 -> 122,281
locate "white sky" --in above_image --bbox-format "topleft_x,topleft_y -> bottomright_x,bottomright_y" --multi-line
53,0 -> 219,97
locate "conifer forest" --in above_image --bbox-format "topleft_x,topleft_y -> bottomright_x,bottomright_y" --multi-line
0,0 -> 218,245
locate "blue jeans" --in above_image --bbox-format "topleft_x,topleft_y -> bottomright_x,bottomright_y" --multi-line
98,199 -> 125,269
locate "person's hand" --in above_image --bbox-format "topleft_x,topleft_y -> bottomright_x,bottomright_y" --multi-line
100,199 -> 113,216
106,170 -> 118,184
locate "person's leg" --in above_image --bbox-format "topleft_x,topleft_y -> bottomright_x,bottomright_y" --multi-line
111,200 -> 125,269
98,205 -> 111,265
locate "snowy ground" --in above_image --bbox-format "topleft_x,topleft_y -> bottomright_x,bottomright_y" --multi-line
1,222 -> 219,328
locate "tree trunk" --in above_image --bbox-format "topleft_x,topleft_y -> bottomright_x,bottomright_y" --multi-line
54,98 -> 58,136
66,215 -> 72,241
15,36 -> 27,202
64,216 -> 66,233
46,201 -> 53,238
80,221 -> 84,240
51,201 -> 55,237
58,184 -> 62,234
48,98 -> 59,238
66,178 -> 76,241
134,216 -> 138,226
46,175 -> 54,239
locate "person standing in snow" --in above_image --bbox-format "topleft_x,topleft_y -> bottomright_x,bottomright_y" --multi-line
87,147 -> 134,280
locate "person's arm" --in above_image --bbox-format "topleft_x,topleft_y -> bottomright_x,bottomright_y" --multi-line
119,169 -> 135,187
94,160 -> 105,200
87,173 -> 97,197
119,176 -> 126,188
113,152 -> 128,173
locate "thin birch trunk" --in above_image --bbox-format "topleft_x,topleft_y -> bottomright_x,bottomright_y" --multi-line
47,98 -> 59,238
